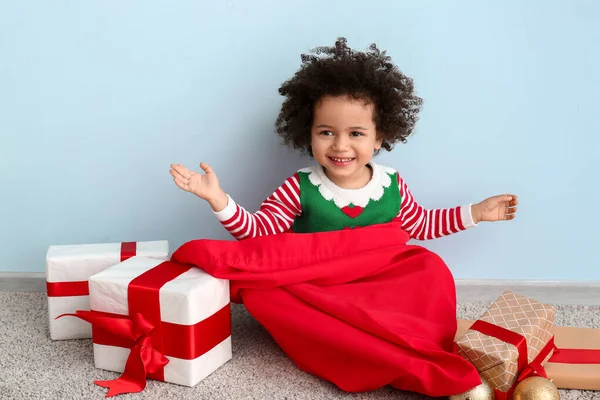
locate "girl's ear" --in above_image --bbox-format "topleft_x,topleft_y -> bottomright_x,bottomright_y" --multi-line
375,134 -> 383,150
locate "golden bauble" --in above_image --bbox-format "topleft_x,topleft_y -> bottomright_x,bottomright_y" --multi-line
449,379 -> 494,400
513,376 -> 560,400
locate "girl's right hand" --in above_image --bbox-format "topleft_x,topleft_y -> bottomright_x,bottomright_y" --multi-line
170,162 -> 226,206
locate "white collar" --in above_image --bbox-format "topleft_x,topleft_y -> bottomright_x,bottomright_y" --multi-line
299,162 -> 396,208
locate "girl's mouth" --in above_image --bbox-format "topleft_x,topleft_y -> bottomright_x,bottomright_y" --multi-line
328,157 -> 355,166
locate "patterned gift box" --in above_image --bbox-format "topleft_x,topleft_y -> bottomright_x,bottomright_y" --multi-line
455,291 -> 555,393
63,256 -> 232,395
46,240 -> 169,340
456,320 -> 600,391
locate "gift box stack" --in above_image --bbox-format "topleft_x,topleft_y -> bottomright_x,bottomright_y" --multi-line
454,291 -> 557,399
455,290 -> 600,398
45,240 -> 232,397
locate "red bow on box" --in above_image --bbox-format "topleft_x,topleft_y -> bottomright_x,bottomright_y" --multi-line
60,310 -> 169,397
469,320 -> 557,400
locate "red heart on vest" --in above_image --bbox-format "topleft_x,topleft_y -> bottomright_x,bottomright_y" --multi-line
341,205 -> 363,218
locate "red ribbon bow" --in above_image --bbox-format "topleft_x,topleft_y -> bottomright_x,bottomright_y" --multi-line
59,310 -> 169,397
469,320 -> 557,400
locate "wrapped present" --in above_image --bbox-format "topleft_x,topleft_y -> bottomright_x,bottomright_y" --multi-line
545,325 -> 600,390
454,291 -> 556,398
457,321 -> 600,390
60,256 -> 232,396
46,240 -> 169,340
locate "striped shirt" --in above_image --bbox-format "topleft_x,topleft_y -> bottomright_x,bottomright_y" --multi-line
214,170 -> 476,240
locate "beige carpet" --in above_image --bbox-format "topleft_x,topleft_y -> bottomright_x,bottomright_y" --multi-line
1,292 -> 598,399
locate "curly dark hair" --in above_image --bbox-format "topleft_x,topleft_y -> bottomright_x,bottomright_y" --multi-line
275,37 -> 423,156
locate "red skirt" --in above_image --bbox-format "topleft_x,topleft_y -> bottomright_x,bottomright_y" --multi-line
171,221 -> 481,397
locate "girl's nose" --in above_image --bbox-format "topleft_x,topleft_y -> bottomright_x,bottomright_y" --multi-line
332,135 -> 349,150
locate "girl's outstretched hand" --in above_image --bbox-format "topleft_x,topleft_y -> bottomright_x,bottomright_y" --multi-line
170,163 -> 227,210
471,194 -> 518,224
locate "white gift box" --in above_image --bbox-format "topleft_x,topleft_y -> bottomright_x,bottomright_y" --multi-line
46,240 -> 169,340
89,256 -> 232,387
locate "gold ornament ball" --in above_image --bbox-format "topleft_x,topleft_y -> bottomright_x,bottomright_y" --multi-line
449,379 -> 494,400
513,376 -> 560,400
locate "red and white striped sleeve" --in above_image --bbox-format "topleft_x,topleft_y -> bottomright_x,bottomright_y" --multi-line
396,174 -> 477,240
212,173 -> 302,240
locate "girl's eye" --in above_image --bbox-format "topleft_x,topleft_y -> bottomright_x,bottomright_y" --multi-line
351,131 -> 364,137
320,130 -> 333,136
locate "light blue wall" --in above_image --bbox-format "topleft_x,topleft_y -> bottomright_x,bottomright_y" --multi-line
1,1 -> 598,279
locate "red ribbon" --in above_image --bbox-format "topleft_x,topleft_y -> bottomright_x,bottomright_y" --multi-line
549,348 -> 600,364
469,320 -> 557,400
58,260 -> 231,397
47,280 -> 89,297
120,242 -> 136,261
47,242 -> 137,297
60,310 -> 170,396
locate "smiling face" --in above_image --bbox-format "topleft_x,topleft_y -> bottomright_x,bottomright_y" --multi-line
310,95 -> 383,189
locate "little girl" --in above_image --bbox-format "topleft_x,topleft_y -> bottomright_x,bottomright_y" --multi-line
170,38 -> 517,240
170,38 -> 518,397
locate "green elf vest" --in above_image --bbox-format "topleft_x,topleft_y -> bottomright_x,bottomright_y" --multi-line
292,163 -> 401,233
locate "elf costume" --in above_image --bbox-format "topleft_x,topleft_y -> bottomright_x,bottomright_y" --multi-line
171,162 -> 482,396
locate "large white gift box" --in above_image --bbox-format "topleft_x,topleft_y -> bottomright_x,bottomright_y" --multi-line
46,240 -> 169,340
87,256 -> 232,389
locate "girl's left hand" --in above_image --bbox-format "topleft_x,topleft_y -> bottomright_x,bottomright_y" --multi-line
471,194 -> 518,224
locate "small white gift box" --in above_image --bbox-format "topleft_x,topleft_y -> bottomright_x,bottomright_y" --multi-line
87,256 -> 231,389
46,240 -> 169,340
